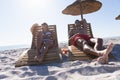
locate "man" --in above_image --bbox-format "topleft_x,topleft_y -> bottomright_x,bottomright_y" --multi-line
69,19 -> 113,64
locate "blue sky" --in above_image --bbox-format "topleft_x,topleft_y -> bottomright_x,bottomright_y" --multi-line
0,0 -> 120,46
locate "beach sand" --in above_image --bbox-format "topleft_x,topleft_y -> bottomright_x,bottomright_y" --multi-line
0,42 -> 120,80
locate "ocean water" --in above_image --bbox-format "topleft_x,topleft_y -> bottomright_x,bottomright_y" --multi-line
0,45 -> 30,51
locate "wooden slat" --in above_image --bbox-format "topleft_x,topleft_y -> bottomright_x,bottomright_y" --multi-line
69,56 -> 91,61
19,56 -> 59,61
22,52 -> 59,59
15,49 -> 62,67
68,46 -> 91,61
69,46 -> 88,56
15,59 -> 61,67
72,53 -> 88,57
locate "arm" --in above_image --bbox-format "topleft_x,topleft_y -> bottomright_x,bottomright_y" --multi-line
69,32 -> 80,45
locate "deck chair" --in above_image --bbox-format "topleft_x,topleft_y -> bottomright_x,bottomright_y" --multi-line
68,19 -> 95,61
15,25 -> 62,67
68,19 -> 115,61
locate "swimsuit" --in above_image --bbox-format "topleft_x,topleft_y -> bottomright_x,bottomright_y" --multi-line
72,34 -> 91,46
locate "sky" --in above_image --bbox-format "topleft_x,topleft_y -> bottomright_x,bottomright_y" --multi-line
0,0 -> 120,46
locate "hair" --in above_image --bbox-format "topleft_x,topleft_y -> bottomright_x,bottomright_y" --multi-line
30,23 -> 39,34
41,22 -> 48,27
75,20 -> 80,24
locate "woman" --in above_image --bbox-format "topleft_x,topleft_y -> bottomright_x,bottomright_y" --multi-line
31,23 -> 55,62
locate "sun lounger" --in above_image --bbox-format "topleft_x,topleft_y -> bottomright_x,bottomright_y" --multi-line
68,20 -> 95,61
15,25 -> 62,67
68,19 -> 115,61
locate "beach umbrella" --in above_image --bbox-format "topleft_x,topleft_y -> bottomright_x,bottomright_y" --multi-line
115,15 -> 120,20
62,0 -> 102,20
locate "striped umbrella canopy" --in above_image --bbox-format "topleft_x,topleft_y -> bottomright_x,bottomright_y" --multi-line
62,0 -> 102,20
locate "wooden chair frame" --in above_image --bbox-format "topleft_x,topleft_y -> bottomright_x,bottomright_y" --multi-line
15,25 -> 62,67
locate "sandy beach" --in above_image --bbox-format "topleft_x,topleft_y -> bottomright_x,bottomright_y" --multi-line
0,39 -> 120,80
1,0 -> 120,79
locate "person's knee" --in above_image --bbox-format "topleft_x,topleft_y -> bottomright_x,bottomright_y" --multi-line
76,39 -> 86,49
77,39 -> 87,45
83,44 -> 91,52
97,38 -> 103,44
44,43 -> 49,47
83,47 -> 89,52
44,42 -> 53,48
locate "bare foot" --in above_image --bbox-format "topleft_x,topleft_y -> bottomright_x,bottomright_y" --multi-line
105,43 -> 114,55
34,54 -> 43,62
97,56 -> 107,64
98,43 -> 114,57
97,43 -> 114,64
34,56 -> 37,60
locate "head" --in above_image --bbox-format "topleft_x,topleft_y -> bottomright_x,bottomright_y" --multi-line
75,19 -> 88,34
41,22 -> 49,31
75,20 -> 81,27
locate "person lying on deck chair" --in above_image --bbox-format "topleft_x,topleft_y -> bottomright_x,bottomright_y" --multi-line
31,23 -> 55,62
69,19 -> 114,64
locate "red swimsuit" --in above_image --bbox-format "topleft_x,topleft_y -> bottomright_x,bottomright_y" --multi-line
72,34 -> 91,46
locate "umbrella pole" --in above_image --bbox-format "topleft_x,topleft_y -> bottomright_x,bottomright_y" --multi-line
79,1 -> 84,20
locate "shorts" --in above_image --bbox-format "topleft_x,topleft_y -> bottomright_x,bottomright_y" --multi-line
72,34 -> 91,46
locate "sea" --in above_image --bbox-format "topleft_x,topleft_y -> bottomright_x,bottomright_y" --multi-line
0,45 -> 30,51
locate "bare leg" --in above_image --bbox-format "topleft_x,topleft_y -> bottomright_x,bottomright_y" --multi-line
35,45 -> 48,62
90,38 -> 103,51
76,38 -> 114,64
83,44 -> 100,56
35,41 -> 54,62
76,39 -> 112,57
96,43 -> 114,64
76,39 -> 100,56
35,32 -> 43,52
34,32 -> 43,60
